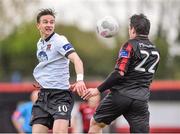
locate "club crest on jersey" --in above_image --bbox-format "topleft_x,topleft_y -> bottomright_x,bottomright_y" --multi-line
46,44 -> 51,51
63,44 -> 72,51
119,50 -> 129,58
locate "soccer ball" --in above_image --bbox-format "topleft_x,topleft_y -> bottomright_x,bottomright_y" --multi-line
96,16 -> 119,38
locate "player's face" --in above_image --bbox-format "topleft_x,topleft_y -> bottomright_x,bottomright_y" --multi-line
129,25 -> 136,39
37,15 -> 55,39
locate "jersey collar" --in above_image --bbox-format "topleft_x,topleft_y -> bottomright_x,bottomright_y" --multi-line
45,32 -> 55,42
136,34 -> 148,40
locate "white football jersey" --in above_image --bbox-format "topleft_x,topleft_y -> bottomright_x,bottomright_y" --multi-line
33,33 -> 75,90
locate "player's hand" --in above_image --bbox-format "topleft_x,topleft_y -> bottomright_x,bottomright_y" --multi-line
75,81 -> 87,96
72,81 -> 87,96
33,82 -> 41,89
69,83 -> 76,92
82,88 -> 100,100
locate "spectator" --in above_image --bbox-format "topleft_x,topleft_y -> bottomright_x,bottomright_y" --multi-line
12,90 -> 39,133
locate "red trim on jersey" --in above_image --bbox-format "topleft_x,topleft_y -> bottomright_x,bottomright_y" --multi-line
119,43 -> 133,72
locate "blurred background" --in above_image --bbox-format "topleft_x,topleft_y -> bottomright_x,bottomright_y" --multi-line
0,0 -> 180,133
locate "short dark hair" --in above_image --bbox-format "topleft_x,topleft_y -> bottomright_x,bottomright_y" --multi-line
37,8 -> 56,23
130,14 -> 150,35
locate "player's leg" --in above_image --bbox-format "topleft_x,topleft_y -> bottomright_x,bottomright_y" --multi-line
53,119 -> 69,133
32,124 -> 49,133
31,91 -> 54,133
124,99 -> 150,133
31,105 -> 54,133
50,90 -> 74,133
89,91 -> 132,133
88,117 -> 106,133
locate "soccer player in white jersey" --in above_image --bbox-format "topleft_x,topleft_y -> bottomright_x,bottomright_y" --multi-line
30,8 -> 87,133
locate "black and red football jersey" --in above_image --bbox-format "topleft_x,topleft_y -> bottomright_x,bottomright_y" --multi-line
113,35 -> 160,101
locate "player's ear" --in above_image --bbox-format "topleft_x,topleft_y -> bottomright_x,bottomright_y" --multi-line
36,23 -> 40,30
132,27 -> 136,34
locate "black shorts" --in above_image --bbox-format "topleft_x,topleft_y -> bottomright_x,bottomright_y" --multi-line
30,88 -> 74,129
94,91 -> 149,133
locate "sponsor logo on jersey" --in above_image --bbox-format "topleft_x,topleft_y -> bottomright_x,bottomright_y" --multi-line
38,51 -> 48,62
119,50 -> 129,58
63,43 -> 72,51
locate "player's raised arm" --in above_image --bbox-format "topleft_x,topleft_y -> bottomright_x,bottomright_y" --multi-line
68,52 -> 87,96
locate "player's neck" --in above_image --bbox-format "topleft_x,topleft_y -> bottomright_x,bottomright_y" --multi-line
137,34 -> 148,38
41,32 -> 55,41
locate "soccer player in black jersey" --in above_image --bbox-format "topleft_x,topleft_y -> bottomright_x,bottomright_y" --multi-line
82,14 -> 160,133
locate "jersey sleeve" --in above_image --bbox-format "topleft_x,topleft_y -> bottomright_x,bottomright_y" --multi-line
17,103 -> 27,117
12,111 -> 21,120
12,103 -> 26,120
115,42 -> 133,73
97,42 -> 134,93
97,70 -> 122,92
55,35 -> 75,57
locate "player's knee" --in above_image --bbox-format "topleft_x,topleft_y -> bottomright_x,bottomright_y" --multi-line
90,117 -> 106,128
53,119 -> 69,133
53,127 -> 68,133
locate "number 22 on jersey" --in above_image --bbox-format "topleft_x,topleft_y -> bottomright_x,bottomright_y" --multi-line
135,50 -> 160,73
